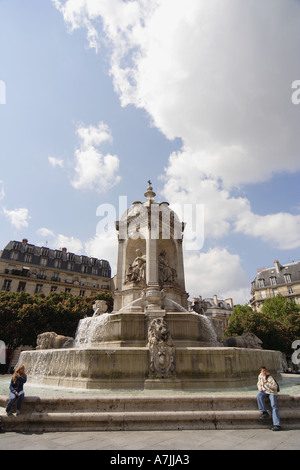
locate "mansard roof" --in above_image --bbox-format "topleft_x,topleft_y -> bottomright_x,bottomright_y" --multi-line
1,240 -> 111,278
252,260 -> 300,290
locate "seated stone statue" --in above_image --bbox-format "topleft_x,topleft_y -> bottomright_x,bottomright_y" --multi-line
158,250 -> 177,283
126,249 -> 146,282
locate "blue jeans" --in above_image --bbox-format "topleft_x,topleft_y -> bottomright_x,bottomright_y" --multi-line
257,390 -> 280,426
6,391 -> 25,413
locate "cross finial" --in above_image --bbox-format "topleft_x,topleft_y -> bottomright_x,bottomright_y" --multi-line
144,179 -> 156,202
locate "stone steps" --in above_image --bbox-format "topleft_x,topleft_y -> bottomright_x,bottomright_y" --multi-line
1,394 -> 300,432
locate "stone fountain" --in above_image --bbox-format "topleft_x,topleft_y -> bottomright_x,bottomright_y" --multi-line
19,182 -> 283,391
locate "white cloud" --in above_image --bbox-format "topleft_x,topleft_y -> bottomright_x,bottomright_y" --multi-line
234,211 -> 300,250
54,0 -> 300,243
37,225 -> 118,273
2,207 -> 30,229
184,247 -> 250,304
85,230 -> 118,275
53,0 -> 300,300
71,121 -> 121,192
36,227 -> 56,238
48,156 -> 64,168
36,227 -> 83,253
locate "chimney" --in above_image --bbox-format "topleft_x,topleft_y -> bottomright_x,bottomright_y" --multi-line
22,238 -> 28,244
213,294 -> 218,306
62,247 -> 67,253
225,298 -> 234,309
274,260 -> 281,274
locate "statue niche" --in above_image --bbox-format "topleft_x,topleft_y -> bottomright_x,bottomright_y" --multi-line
126,248 -> 146,283
158,250 -> 177,284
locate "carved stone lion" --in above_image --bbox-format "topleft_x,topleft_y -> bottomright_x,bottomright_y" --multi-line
148,318 -> 175,378
92,300 -> 107,316
223,332 -> 263,349
36,332 -> 74,350
148,317 -> 173,347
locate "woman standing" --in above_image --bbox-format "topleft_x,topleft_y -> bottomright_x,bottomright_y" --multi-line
6,365 -> 27,416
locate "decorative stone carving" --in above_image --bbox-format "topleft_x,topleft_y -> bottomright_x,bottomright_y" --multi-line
36,332 -> 74,350
126,249 -> 146,282
92,300 -> 108,316
223,332 -> 263,349
191,298 -> 208,315
148,317 -> 176,378
158,250 -> 177,283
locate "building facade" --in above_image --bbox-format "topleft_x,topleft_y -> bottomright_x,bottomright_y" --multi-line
0,239 -> 112,297
190,295 -> 233,329
250,259 -> 300,311
203,295 -> 234,327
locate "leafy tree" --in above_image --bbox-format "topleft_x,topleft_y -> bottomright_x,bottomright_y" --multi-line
0,291 -> 114,355
225,295 -> 300,355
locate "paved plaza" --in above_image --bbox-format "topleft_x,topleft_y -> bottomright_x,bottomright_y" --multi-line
0,428 -> 300,450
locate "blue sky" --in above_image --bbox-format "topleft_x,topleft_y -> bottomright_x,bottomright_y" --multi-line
0,0 -> 300,304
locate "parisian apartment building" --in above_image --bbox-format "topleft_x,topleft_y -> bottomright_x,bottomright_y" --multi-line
0,239 -> 113,297
250,259 -> 300,312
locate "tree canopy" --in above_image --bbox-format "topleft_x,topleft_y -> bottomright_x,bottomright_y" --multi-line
225,295 -> 300,355
0,290 -> 113,356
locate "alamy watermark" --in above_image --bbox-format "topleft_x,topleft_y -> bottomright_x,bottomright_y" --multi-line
96,196 -> 204,250
291,340 -> 300,365
0,80 -> 6,104
0,340 -> 6,364
291,80 -> 300,105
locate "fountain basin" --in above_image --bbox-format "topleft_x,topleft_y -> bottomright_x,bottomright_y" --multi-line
19,346 -> 283,391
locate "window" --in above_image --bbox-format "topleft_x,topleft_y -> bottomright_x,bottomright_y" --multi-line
81,265 -> 88,274
284,273 -> 292,284
10,251 -> 18,261
92,267 -> 98,275
40,257 -> 48,267
67,262 -> 74,271
288,286 -> 294,294
41,248 -> 49,257
50,286 -> 57,292
2,279 -> 11,291
270,277 -> 277,286
54,259 -> 62,269
35,284 -> 43,294
65,287 -> 71,293
258,278 -> 265,288
24,253 -> 32,263
17,281 -> 26,292
79,289 -> 85,296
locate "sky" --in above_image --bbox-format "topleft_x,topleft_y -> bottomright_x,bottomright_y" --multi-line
0,0 -> 300,305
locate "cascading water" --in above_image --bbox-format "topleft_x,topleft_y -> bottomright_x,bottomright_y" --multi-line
198,314 -> 219,345
74,312 -> 111,348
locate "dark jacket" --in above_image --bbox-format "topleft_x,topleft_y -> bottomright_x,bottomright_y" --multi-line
9,375 -> 27,394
